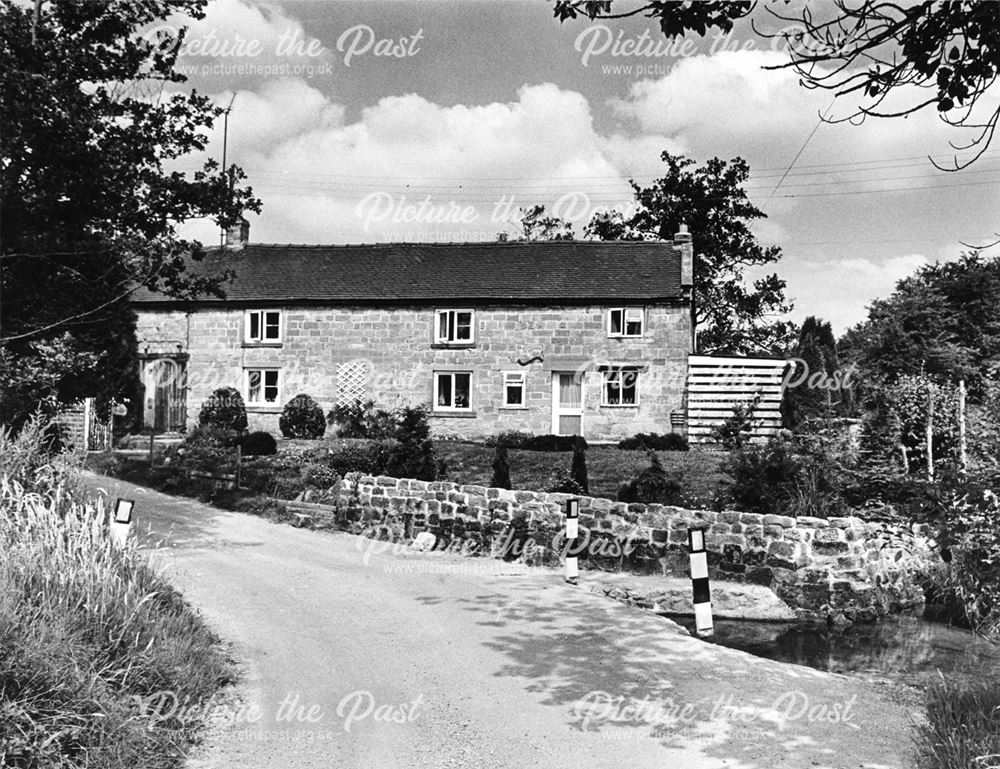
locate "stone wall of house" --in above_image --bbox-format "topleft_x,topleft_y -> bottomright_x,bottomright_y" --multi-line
328,474 -> 937,623
134,303 -> 692,440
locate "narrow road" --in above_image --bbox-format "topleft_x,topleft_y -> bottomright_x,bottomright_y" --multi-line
87,475 -> 919,769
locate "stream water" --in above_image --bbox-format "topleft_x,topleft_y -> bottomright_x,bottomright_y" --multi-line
670,615 -> 1000,688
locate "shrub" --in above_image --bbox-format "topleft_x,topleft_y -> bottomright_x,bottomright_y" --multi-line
385,406 -> 437,481
924,485 -> 1000,637
327,400 -> 396,439
570,436 -> 589,494
325,439 -> 396,476
490,442 -> 512,489
617,452 -> 685,505
301,462 -> 340,490
198,386 -> 247,431
171,425 -> 241,473
482,430 -> 533,449
721,436 -> 799,515
711,396 -> 759,450
721,431 -> 850,518
241,430 -> 277,456
546,471 -> 586,495
521,434 -> 587,452
618,432 -> 689,451
279,394 -> 326,439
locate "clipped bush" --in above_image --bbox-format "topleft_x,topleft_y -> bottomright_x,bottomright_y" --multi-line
482,430 -> 533,449
491,442 -> 512,489
521,434 -> 588,452
241,430 -> 277,456
617,453 -> 685,505
570,436 -> 589,494
618,432 -> 689,451
279,393 -> 326,439
199,386 -> 247,432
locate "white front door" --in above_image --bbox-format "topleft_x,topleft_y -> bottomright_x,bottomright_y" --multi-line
551,372 -> 584,436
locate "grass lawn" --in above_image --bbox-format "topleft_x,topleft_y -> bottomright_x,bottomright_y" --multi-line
435,442 -> 728,505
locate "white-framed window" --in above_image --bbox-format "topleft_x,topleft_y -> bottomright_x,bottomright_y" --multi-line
502,371 -> 525,407
245,368 -> 281,405
245,310 -> 282,343
435,309 -> 474,344
608,307 -> 644,337
602,367 -> 640,406
434,371 -> 472,411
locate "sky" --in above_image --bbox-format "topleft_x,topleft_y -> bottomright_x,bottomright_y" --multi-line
160,0 -> 1000,334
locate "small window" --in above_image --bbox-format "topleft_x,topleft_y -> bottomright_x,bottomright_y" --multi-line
603,367 -> 639,406
245,310 -> 281,343
435,309 -> 474,344
608,307 -> 643,338
246,368 -> 280,405
502,372 -> 525,406
435,371 -> 472,410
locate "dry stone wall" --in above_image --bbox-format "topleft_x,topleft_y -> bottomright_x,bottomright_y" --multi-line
328,474 -> 937,623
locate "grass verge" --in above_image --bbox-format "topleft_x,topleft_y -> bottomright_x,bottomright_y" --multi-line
1,421 -> 234,768
915,677 -> 1000,769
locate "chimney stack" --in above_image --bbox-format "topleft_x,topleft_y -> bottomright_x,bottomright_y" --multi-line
225,218 -> 249,250
674,223 -> 693,288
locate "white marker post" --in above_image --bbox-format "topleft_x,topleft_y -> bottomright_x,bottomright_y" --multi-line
688,528 -> 714,637
565,498 -> 580,584
112,498 -> 135,547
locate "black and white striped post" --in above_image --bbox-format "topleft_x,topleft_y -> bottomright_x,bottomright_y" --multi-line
112,498 -> 135,547
565,498 -> 580,584
688,528 -> 714,637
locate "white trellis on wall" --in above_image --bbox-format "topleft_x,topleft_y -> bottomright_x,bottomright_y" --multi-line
336,360 -> 369,405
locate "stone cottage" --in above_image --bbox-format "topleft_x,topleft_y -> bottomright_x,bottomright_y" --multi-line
131,224 -> 695,441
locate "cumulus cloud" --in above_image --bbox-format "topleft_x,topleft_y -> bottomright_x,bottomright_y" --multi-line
786,253 -> 930,332
180,81 -> 649,243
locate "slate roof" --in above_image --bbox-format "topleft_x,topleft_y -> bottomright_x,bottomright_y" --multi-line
131,241 -> 685,305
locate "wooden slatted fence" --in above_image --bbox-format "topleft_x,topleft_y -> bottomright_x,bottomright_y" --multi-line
686,355 -> 790,444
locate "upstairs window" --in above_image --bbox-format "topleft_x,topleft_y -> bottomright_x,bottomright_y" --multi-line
435,371 -> 472,411
245,310 -> 281,343
608,307 -> 644,338
602,367 -> 639,406
246,368 -> 280,405
435,309 -> 474,344
502,371 -> 525,406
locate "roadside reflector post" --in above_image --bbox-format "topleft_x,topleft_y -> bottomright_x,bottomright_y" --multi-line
112,498 -> 135,547
688,527 -> 714,637
565,498 -> 580,585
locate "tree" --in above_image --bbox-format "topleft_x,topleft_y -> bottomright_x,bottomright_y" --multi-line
512,204 -> 575,241
552,1 -> 1000,168
552,1 -> 752,39
840,252 -> 1000,394
762,1 -> 1000,169
783,316 -> 844,428
585,153 -> 794,354
0,0 -> 260,429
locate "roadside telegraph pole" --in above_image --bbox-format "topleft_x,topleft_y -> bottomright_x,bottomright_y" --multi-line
688,528 -> 714,637
565,498 -> 580,584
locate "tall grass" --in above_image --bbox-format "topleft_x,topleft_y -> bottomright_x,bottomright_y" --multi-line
915,678 -> 1000,769
1,420 -> 234,768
